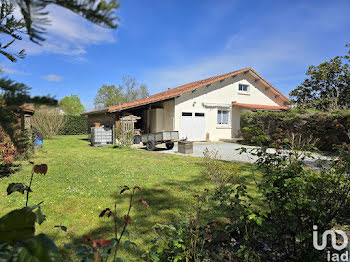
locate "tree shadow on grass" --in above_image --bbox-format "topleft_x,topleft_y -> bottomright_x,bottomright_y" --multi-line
61,183 -> 200,260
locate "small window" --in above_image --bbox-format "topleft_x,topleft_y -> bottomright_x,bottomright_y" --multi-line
195,113 -> 204,117
239,84 -> 249,92
182,112 -> 192,116
217,110 -> 228,125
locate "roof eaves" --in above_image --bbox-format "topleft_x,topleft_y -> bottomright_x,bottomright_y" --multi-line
248,68 -> 290,102
80,108 -> 109,116
108,96 -> 177,113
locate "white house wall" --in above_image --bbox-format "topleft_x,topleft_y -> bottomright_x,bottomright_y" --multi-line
174,72 -> 284,141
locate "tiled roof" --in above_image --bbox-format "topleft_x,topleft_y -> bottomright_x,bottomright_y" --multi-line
82,67 -> 290,115
232,103 -> 289,110
20,105 -> 35,113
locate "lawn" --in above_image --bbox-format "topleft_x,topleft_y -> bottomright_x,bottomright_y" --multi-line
0,135 -> 255,261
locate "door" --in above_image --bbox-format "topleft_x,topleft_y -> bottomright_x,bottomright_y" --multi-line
180,111 -> 206,141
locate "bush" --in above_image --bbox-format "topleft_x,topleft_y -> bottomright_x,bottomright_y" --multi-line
59,115 -> 88,135
0,128 -> 16,177
31,106 -> 66,138
201,148 -> 240,194
146,137 -> 350,261
241,110 -> 350,151
115,122 -> 134,147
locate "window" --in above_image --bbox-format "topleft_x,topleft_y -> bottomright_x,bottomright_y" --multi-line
217,110 -> 228,125
238,84 -> 249,92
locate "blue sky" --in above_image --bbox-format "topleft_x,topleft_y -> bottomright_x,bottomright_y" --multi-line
1,0 -> 349,110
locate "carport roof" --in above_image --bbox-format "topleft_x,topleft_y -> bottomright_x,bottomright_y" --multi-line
82,67 -> 290,116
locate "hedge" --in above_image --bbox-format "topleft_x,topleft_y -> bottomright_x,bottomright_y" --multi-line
240,110 -> 350,151
59,115 -> 88,135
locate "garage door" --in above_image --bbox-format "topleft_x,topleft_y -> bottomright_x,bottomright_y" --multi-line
180,112 -> 206,141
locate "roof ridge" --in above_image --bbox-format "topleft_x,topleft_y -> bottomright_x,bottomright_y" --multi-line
106,68 -> 249,112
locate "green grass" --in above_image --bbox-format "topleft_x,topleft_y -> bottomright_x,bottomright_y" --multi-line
0,135 -> 255,261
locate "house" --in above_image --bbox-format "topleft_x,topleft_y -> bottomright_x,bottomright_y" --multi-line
81,67 -> 290,142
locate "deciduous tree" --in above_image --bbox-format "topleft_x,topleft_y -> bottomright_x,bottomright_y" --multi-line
121,75 -> 149,102
94,84 -> 125,108
94,76 -> 149,108
59,95 -> 85,115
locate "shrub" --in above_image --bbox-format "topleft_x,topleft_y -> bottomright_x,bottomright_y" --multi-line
201,148 -> 240,194
146,136 -> 350,261
59,115 -> 88,135
31,106 -> 66,138
0,129 -> 16,165
144,190 -> 212,262
241,110 -> 350,151
0,128 -> 16,177
115,123 -> 134,147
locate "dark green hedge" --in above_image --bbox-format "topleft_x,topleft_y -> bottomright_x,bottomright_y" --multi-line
59,115 -> 88,135
241,110 -> 350,151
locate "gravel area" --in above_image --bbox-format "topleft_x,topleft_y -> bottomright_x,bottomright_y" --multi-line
136,142 -> 333,167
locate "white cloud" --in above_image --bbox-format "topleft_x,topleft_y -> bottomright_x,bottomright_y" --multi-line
42,74 -> 64,82
11,5 -> 116,57
144,35 -> 309,95
1,66 -> 31,75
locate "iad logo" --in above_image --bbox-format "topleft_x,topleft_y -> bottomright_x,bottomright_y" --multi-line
313,225 -> 349,261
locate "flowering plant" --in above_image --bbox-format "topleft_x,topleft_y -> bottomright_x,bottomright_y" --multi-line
0,129 -> 16,166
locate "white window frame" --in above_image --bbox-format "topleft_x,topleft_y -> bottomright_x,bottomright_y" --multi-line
238,84 -> 250,95
217,109 -> 230,128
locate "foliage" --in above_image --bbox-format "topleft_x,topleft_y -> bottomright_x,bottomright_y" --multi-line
94,75 -> 149,108
201,148 -> 239,194
94,84 -> 125,108
31,106 -> 66,138
115,121 -> 134,147
1,0 -> 119,47
144,190 -> 210,262
0,162 -> 61,261
1,135 -> 251,260
290,44 -> 350,111
0,2 -> 26,62
59,95 -> 85,115
240,110 -> 350,151
121,75 -> 149,103
2,144 -> 152,261
0,127 -> 16,172
231,138 -> 350,261
0,77 -> 57,153
0,0 -> 119,152
146,133 -> 350,261
59,115 -> 88,135
66,186 -> 147,261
